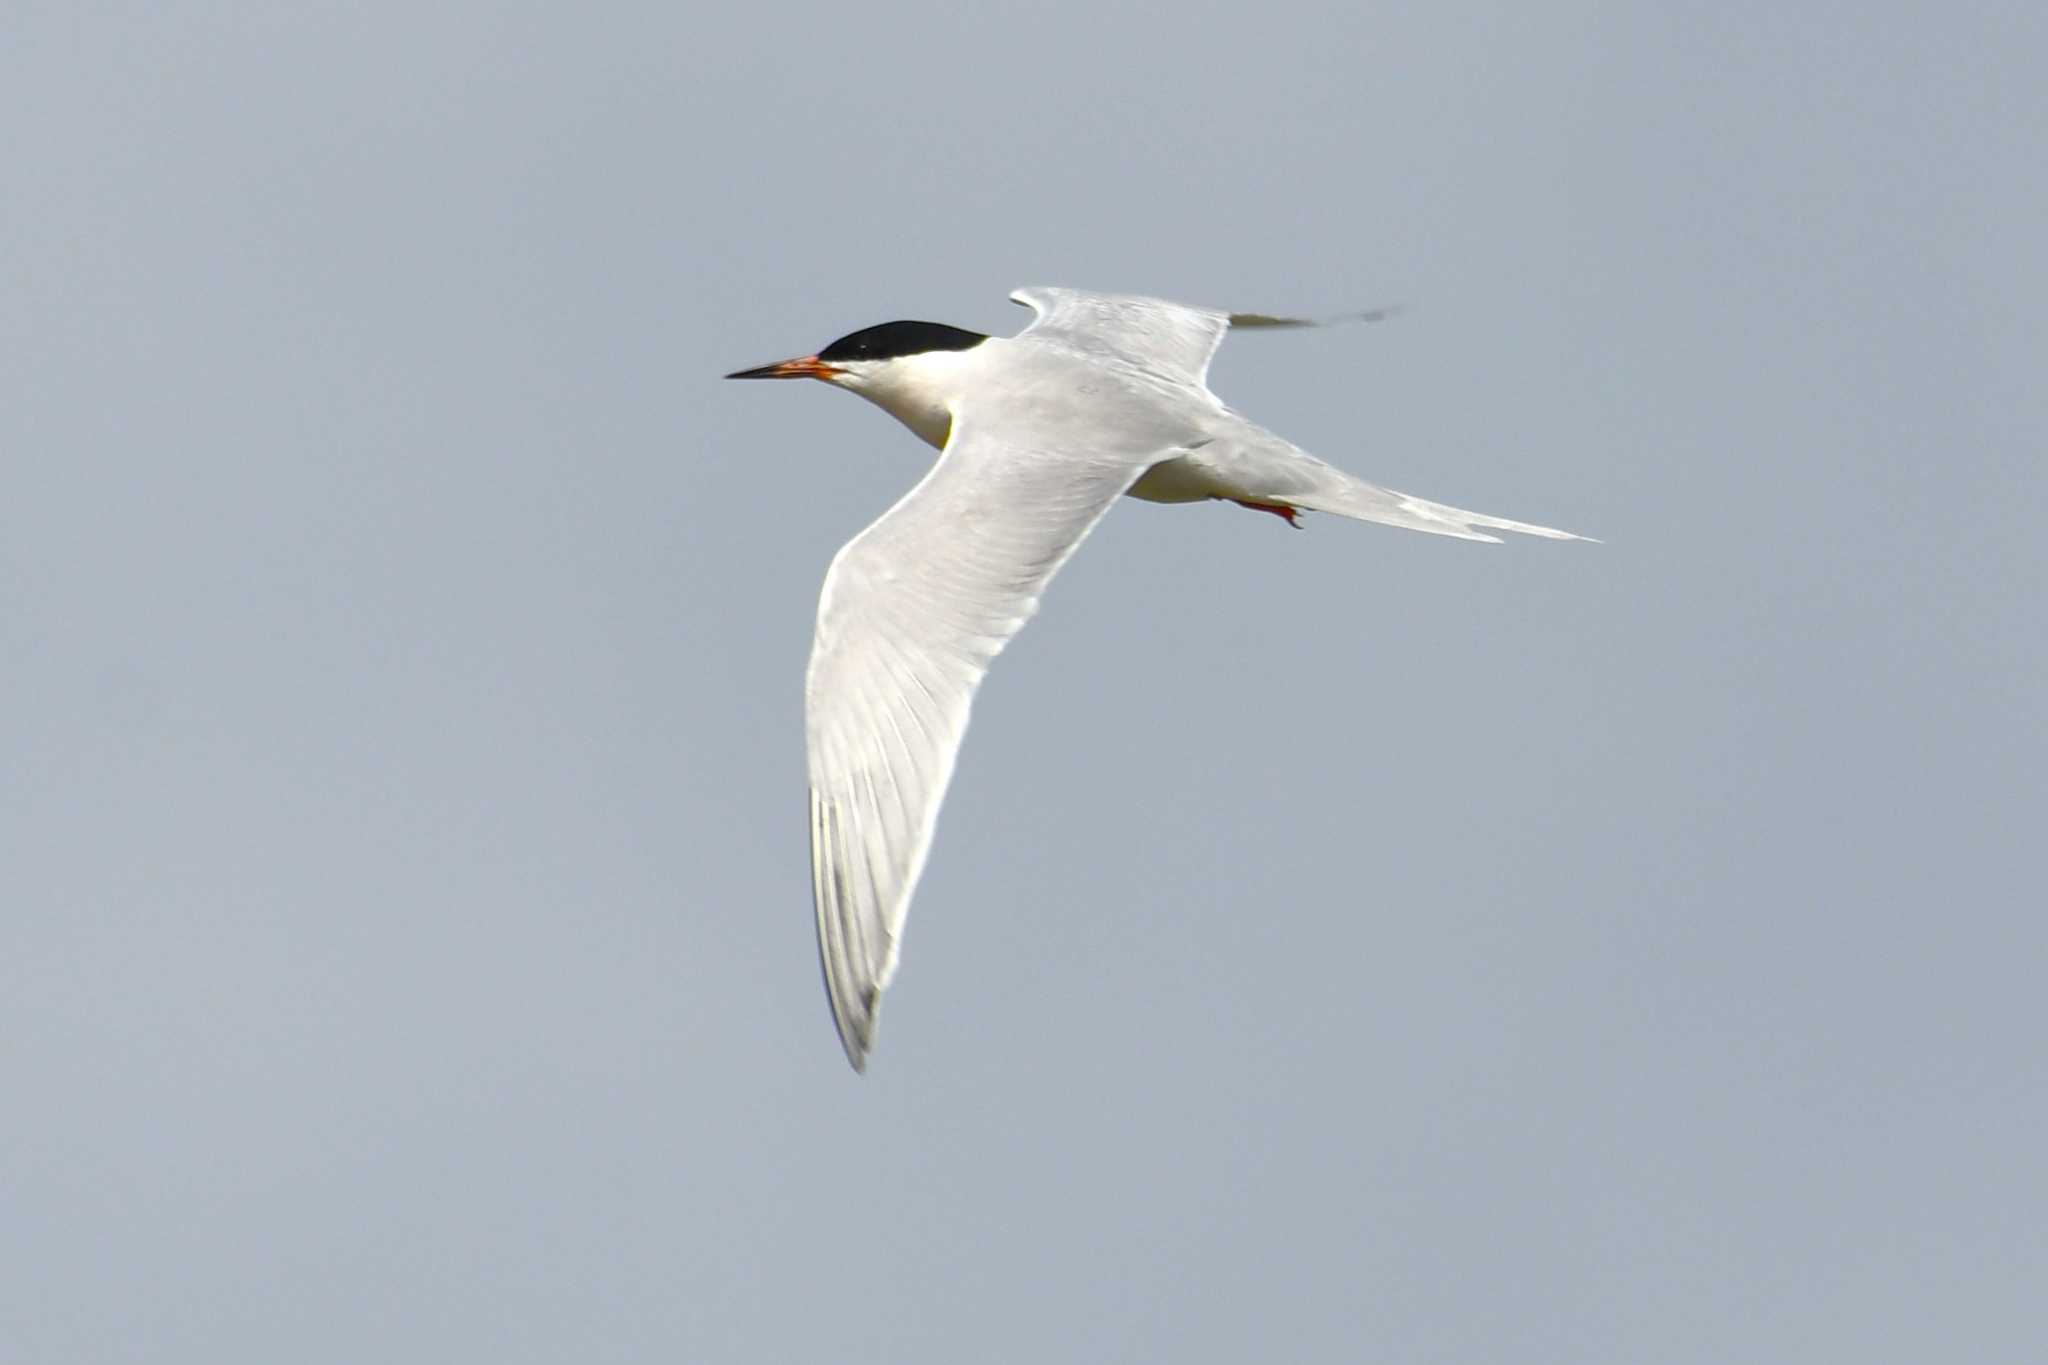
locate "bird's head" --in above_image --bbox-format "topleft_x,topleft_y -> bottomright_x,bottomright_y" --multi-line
726,320 -> 989,449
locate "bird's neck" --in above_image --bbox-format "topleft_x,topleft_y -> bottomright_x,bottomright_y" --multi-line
841,348 -> 984,450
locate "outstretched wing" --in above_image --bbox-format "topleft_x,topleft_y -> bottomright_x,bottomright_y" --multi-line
1011,286 -> 1394,389
806,406 -> 1156,1071
1011,287 -> 1234,386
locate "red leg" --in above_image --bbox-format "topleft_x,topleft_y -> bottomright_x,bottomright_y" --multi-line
1231,499 -> 1304,529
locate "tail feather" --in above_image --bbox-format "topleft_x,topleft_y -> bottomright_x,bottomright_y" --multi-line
1288,478 -> 1593,544
1184,418 -> 1594,543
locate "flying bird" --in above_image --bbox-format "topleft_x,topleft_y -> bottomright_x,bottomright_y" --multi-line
727,287 -> 1588,1071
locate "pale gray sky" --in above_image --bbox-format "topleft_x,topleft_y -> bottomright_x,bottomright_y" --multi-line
4,3 -> 2044,1361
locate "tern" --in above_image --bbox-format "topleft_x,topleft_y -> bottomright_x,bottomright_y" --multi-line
727,287 -> 1588,1071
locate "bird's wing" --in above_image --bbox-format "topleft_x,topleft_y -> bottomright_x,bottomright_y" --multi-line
1010,286 -> 1392,388
806,404 -> 1158,1071
1010,287 -> 1234,386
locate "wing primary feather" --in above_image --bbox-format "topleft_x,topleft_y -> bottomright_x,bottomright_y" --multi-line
1228,305 -> 1401,329
810,791 -> 871,1072
804,400 -> 1158,1071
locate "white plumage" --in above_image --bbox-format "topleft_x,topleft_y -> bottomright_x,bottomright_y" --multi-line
730,287 -> 1589,1070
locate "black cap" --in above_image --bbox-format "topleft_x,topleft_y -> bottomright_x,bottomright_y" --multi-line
817,321 -> 988,363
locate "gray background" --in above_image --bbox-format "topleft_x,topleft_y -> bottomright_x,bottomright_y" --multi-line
5,3 -> 2044,1361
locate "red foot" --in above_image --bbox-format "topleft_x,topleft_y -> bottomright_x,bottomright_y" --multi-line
1232,499 -> 1304,529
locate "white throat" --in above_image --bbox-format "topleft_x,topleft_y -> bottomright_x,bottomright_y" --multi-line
832,347 -> 983,450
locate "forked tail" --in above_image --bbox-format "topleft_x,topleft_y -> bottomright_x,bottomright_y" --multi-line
1288,477 -> 1592,543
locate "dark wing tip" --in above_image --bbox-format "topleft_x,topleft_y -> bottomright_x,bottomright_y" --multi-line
832,986 -> 879,1075
821,961 -> 877,1075
1228,305 -> 1402,329
811,788 -> 880,1075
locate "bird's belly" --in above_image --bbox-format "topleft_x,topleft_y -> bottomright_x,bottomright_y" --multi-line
1124,456 -> 1221,504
